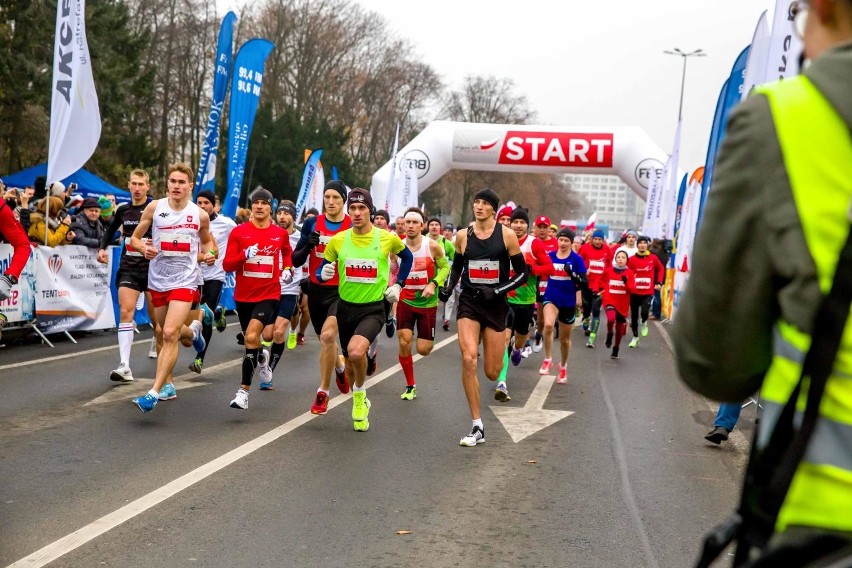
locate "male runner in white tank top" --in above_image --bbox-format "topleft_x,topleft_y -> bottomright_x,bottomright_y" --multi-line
129,162 -> 217,413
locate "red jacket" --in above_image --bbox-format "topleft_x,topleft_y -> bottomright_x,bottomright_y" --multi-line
579,242 -> 610,291
627,252 -> 664,296
0,201 -> 31,279
601,265 -> 635,317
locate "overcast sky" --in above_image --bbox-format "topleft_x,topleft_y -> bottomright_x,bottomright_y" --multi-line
217,0 -> 777,172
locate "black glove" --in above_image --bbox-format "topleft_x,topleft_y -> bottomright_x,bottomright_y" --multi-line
438,287 -> 452,303
307,231 -> 321,248
477,286 -> 500,301
621,275 -> 628,284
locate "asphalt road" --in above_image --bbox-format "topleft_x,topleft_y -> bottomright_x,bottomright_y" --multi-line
0,318 -> 754,567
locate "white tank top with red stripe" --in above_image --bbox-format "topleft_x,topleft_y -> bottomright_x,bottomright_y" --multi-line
148,199 -> 202,292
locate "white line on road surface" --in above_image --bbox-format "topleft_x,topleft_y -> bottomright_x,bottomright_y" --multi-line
6,334 -> 459,568
0,323 -> 240,372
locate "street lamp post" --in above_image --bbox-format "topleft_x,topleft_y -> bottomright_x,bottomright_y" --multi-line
663,48 -> 706,122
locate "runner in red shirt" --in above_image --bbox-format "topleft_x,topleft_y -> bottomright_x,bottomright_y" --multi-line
601,249 -> 635,359
222,187 -> 293,410
0,197 -> 31,340
626,235 -> 664,348
579,229 -> 610,347
532,215 -> 558,352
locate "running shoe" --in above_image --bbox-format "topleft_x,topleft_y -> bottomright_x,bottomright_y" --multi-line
214,307 -> 227,332
158,383 -> 177,400
532,334 -> 543,353
297,332 -> 306,346
521,346 -> 532,358
582,317 -> 590,332
310,391 -> 329,414
629,337 -> 640,348
257,350 -> 273,390
385,316 -> 396,338
539,358 -> 553,375
236,331 -> 245,345
605,332 -> 614,348
287,331 -> 297,350
132,393 -> 157,413
586,332 -> 596,348
200,304 -> 214,326
459,425 -> 485,447
352,391 -> 371,431
148,337 -> 158,359
401,385 -> 417,400
510,347 -> 523,366
109,362 -> 134,383
556,364 -> 568,384
188,357 -> 203,374
366,354 -> 377,376
442,319 -> 450,332
230,388 -> 249,409
611,346 -> 620,359
584,328 -> 591,337
335,355 -> 350,394
641,322 -> 649,337
494,382 -> 511,402
190,320 -> 206,352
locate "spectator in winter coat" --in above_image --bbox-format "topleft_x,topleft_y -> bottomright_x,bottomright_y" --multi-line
28,196 -> 74,246
71,197 -> 106,248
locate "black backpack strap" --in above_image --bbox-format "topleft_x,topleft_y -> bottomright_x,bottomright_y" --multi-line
735,202 -> 852,563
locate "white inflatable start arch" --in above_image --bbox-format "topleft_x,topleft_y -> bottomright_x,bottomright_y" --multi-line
370,120 -> 668,207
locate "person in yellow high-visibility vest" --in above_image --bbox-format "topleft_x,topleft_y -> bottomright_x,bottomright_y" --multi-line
673,0 -> 852,552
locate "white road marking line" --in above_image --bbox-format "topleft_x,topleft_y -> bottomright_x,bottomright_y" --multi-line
6,333 -> 459,568
0,323 -> 240,372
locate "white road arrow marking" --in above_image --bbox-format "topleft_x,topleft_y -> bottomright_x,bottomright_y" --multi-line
490,376 -> 574,443
83,360 -> 242,406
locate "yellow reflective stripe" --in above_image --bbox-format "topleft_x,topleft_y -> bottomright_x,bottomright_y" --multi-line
778,462 -> 852,533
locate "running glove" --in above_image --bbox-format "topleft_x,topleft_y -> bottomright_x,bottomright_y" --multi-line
307,231 -> 321,248
477,286 -> 500,301
384,283 -> 402,304
281,269 -> 294,285
438,286 -> 452,303
245,244 -> 259,259
0,274 -> 13,301
320,262 -> 336,282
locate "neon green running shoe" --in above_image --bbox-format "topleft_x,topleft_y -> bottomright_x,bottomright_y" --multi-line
401,385 -> 417,400
188,357 -> 203,374
629,337 -> 640,348
641,322 -> 649,337
352,391 -> 371,422
287,331 -> 297,350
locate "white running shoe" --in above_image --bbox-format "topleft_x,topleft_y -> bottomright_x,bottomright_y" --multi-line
459,425 -> 485,447
230,389 -> 249,409
109,362 -> 134,382
257,350 -> 273,389
148,337 -> 158,359
521,346 -> 532,358
532,336 -> 543,353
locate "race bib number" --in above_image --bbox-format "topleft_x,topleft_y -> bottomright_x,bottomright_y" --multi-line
244,255 -> 274,278
468,260 -> 499,284
315,234 -> 332,258
407,270 -> 428,290
160,232 -> 192,256
538,279 -> 549,293
125,237 -> 143,257
635,277 -> 652,289
551,263 -> 570,281
344,258 -> 378,284
589,259 -> 605,273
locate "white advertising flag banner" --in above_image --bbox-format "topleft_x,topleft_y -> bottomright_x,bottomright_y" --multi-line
670,176 -> 701,319
384,122 -> 400,210
392,158 -> 419,216
35,246 -> 115,334
307,162 -> 326,215
742,10 -> 771,98
642,165 -> 664,238
661,120 -> 682,240
0,244 -> 37,324
765,0 -> 803,83
48,0 -> 101,185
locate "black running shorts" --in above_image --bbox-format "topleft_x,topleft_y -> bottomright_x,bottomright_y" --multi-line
457,290 -> 509,332
306,283 -> 340,335
336,299 -> 385,356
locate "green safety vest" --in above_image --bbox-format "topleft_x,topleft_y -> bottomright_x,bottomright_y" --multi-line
757,75 -> 852,534
337,227 -> 389,304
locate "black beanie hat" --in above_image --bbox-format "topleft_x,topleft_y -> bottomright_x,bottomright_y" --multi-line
375,209 -> 390,222
324,179 -> 348,201
637,235 -> 651,244
558,227 -> 576,241
249,187 -> 273,203
196,190 -> 216,204
509,208 -> 529,224
473,188 -> 499,211
428,217 -> 441,226
347,187 -> 374,212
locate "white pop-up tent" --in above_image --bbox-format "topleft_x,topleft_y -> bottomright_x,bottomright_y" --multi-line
371,121 -> 668,205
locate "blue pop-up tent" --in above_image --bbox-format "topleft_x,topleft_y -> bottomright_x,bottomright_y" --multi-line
1,163 -> 131,204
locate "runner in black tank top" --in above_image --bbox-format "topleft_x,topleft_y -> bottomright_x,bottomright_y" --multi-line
439,188 -> 528,447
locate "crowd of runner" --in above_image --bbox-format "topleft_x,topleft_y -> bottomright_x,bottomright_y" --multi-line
5,164 -> 668,446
